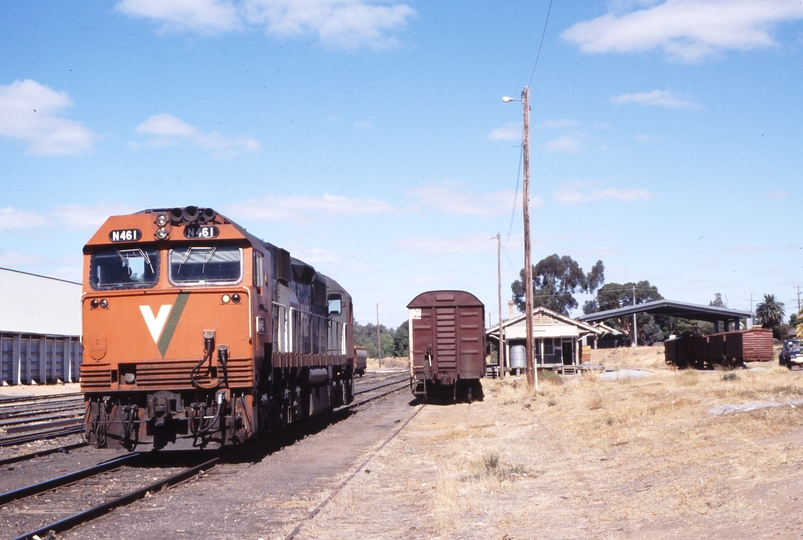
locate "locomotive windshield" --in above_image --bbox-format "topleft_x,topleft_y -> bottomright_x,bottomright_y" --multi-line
169,244 -> 242,285
90,248 -> 160,290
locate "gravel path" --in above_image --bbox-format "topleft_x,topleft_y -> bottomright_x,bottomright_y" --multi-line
58,391 -> 419,540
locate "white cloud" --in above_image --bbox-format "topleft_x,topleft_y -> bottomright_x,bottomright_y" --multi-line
0,250 -> 50,268
0,80 -> 95,155
562,0 -> 803,62
290,248 -> 344,265
116,0 -> 416,50
393,234 -> 497,256
50,203 -> 140,231
538,119 -> 581,129
407,180 -> 534,216
487,122 -> 522,141
766,190 -> 790,200
115,0 -> 242,34
553,182 -> 656,205
225,193 -> 394,223
133,113 -> 261,158
0,207 -> 48,231
136,113 -> 196,137
543,136 -> 583,154
611,89 -> 700,109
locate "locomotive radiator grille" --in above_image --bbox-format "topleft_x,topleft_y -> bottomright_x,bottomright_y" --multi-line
79,357 -> 254,390
80,364 -> 113,388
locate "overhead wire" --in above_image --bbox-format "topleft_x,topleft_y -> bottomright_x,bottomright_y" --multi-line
529,0 -> 554,88
503,0 -> 555,256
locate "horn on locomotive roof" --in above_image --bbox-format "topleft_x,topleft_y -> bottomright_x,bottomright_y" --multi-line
198,207 -> 216,223
182,205 -> 200,223
169,207 -> 184,224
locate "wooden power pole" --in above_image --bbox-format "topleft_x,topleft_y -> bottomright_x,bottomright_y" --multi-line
497,232 -> 504,379
504,87 -> 536,391
521,87 -> 536,391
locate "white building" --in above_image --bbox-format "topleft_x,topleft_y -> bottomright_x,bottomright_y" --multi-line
0,267 -> 83,385
487,306 -> 603,374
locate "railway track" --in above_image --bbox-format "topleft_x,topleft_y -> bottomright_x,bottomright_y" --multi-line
352,374 -> 408,401
0,393 -> 85,450
0,372 -> 410,464
0,373 -> 412,539
2,452 -> 220,540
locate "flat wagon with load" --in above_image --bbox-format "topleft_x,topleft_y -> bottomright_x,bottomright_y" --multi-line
407,290 -> 485,402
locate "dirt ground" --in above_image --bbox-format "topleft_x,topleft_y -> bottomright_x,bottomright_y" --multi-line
7,351 -> 803,539
299,348 -> 803,539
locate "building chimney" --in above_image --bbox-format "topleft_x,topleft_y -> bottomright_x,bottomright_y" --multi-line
508,300 -> 515,320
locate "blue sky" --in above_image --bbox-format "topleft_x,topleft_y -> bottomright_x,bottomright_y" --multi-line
1,0 -> 801,328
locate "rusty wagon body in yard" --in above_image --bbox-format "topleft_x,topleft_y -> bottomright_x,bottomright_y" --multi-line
407,290 -> 485,402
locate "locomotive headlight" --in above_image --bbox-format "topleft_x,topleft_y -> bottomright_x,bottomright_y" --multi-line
90,299 -> 99,309
99,299 -> 109,309
221,294 -> 231,304
155,227 -> 169,240
232,294 -> 241,304
155,214 -> 168,227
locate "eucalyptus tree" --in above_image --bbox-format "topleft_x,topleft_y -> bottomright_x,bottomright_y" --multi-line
511,255 -> 604,316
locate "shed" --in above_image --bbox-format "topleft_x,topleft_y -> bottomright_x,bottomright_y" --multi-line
0,267 -> 83,385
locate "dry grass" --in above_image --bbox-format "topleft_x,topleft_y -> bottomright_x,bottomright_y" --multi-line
299,349 -> 803,539
365,356 -> 409,371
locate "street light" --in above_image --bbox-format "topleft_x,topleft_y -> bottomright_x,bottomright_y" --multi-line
503,87 -> 537,391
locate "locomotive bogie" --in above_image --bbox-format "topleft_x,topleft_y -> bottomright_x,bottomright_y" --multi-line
80,207 -> 354,451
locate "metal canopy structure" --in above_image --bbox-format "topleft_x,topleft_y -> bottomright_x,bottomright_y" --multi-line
576,300 -> 752,326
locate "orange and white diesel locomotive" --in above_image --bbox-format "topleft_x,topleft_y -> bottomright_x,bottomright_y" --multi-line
80,207 -> 354,450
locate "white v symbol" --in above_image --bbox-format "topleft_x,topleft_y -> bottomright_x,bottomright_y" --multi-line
140,305 -> 173,343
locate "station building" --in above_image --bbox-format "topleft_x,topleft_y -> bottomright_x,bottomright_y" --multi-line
487,305 -> 603,374
0,267 -> 83,385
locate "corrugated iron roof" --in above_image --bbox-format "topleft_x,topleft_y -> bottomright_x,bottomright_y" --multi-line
486,305 -> 602,337
576,299 -> 751,324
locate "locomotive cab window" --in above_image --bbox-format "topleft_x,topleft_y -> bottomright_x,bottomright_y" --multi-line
169,244 -> 243,285
327,294 -> 342,316
90,248 -> 160,290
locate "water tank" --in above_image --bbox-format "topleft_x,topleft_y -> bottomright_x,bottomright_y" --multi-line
510,345 -> 526,370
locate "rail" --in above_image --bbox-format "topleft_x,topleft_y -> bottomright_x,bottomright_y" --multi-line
5,454 -> 220,540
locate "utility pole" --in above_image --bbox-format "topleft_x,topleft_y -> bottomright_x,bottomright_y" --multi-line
497,232 -> 504,379
503,87 -> 535,391
522,87 -> 536,391
632,285 -> 638,348
376,303 -> 381,368
796,285 -> 801,314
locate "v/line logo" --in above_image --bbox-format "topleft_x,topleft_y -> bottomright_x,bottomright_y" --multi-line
139,292 -> 190,357
140,305 -> 172,343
